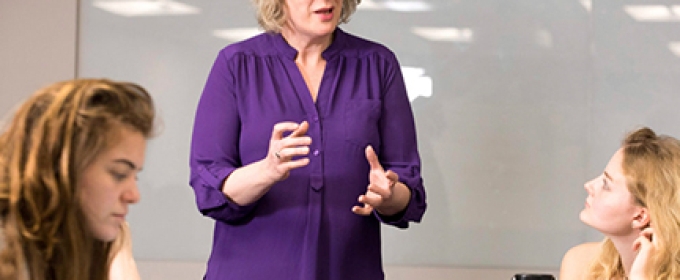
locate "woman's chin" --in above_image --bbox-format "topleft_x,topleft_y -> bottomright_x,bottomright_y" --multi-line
91,225 -> 120,242
579,210 -> 590,225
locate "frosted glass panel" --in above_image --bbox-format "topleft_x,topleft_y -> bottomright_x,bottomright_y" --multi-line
78,0 -> 680,269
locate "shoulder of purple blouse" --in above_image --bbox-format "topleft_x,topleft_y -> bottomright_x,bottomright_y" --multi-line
217,32 -> 280,59
336,29 -> 401,65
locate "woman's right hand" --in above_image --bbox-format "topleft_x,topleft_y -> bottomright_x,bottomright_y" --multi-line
266,121 -> 312,181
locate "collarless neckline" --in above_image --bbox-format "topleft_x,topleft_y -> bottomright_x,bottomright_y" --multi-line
271,28 -> 347,61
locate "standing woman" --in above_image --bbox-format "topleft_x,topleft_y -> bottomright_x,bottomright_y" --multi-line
0,79 -> 155,280
560,127 -> 680,280
189,0 -> 427,279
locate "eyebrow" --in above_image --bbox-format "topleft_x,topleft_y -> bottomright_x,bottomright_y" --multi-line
112,159 -> 142,171
603,171 -> 613,182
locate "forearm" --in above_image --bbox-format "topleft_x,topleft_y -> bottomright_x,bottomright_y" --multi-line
376,181 -> 411,216
222,160 -> 280,205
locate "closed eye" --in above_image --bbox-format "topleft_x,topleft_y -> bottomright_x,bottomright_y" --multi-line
602,177 -> 610,190
110,171 -> 129,182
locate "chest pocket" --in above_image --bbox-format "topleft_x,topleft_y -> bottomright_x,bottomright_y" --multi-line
344,99 -> 382,148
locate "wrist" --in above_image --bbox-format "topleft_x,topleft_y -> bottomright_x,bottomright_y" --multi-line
376,182 -> 411,216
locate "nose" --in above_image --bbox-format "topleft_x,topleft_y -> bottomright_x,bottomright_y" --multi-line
122,181 -> 141,204
584,178 -> 595,195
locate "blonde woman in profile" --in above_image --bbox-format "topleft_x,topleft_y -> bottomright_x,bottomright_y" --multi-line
560,127 -> 680,280
0,79 -> 154,280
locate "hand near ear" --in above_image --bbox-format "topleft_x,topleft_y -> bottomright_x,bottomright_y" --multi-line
630,227 -> 656,280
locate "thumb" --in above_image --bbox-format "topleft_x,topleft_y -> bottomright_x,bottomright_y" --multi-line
385,170 -> 399,183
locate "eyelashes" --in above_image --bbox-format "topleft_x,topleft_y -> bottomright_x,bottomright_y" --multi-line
601,177 -> 610,190
110,171 -> 128,182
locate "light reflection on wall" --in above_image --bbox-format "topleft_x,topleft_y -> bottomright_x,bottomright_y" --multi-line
624,5 -> 680,22
670,42 -> 680,58
93,0 -> 199,17
411,27 -> 474,43
580,0 -> 592,13
213,28 -> 263,43
358,0 -> 433,12
401,66 -> 433,102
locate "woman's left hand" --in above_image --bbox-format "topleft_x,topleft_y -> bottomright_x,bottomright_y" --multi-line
629,227 -> 656,280
352,145 -> 410,216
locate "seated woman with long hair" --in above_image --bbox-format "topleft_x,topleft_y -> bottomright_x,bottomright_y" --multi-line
560,127 -> 680,280
0,79 -> 154,280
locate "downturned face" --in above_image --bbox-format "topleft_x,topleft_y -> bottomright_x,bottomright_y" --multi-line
78,128 -> 146,242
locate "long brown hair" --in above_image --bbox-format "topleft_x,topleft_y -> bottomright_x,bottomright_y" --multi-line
587,127 -> 680,279
0,79 -> 155,280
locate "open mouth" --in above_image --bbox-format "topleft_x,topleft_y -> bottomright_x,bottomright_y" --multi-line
315,7 -> 334,14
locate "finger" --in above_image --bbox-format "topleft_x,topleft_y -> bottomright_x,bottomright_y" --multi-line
641,227 -> 657,245
632,237 -> 642,251
359,191 -> 384,207
271,122 -> 301,140
288,121 -> 309,138
278,136 -> 313,149
352,204 -> 373,216
365,145 -> 383,172
368,182 -> 391,198
276,146 -> 311,160
385,170 -> 399,183
633,235 -> 651,251
280,158 -> 310,170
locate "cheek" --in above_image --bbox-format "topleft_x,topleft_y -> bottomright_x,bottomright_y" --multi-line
593,199 -> 634,224
77,178 -> 94,208
593,200 -> 615,214
78,185 -> 100,214
77,176 -> 112,214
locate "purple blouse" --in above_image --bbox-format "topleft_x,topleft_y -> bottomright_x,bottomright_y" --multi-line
189,28 -> 426,280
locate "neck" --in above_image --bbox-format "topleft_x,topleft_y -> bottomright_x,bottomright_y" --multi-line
609,231 -> 642,277
281,28 -> 333,64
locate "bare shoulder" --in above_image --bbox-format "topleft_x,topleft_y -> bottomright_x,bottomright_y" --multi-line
560,242 -> 600,280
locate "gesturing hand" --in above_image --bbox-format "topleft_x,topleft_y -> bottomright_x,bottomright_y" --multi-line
630,227 -> 656,280
267,121 -> 312,181
352,145 -> 401,216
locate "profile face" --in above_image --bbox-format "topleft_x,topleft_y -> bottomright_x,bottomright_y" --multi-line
283,0 -> 342,38
580,148 -> 642,235
78,127 -> 146,242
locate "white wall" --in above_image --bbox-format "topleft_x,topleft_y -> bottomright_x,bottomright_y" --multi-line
0,0 -> 78,119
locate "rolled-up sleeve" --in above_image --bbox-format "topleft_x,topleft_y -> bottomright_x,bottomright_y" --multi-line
189,51 -> 258,223
373,51 -> 427,228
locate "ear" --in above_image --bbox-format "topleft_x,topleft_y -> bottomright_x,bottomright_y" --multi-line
631,206 -> 650,229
